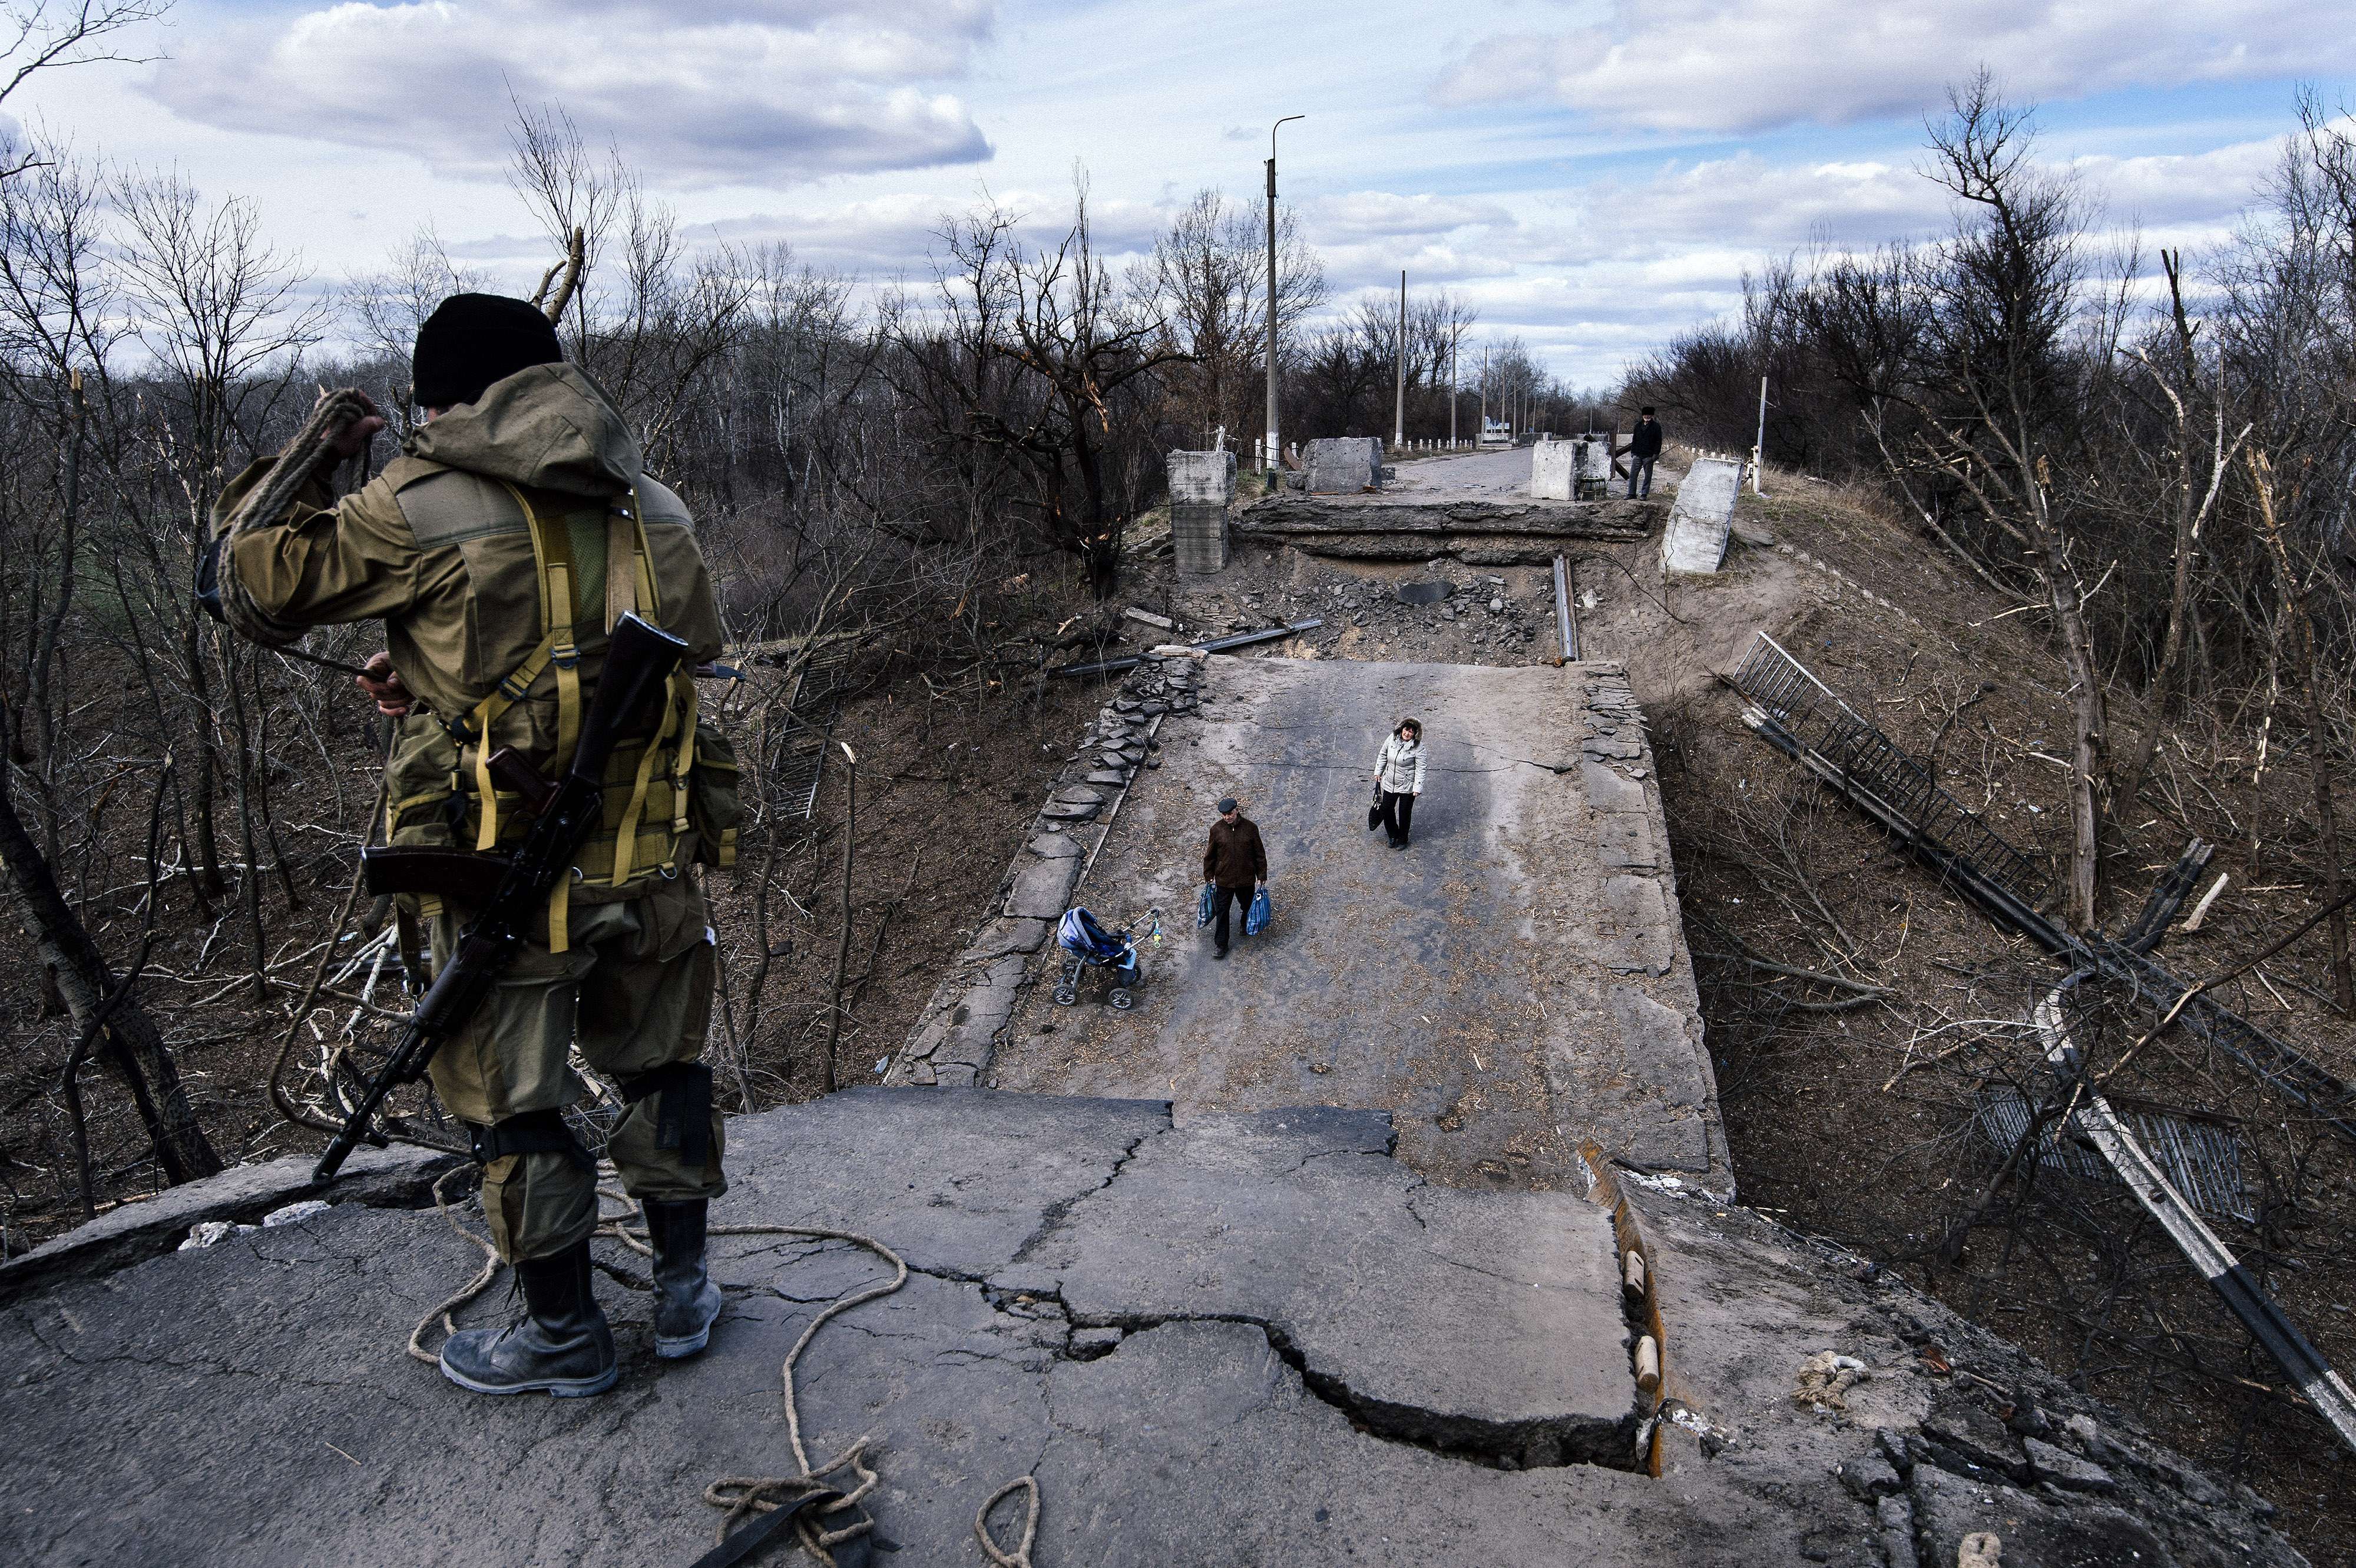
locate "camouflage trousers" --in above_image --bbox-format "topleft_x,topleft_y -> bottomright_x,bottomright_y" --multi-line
426,872 -> 726,1262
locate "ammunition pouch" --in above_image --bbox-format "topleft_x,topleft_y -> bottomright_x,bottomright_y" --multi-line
688,721 -> 741,869
617,1061 -> 713,1169
465,1107 -> 594,1173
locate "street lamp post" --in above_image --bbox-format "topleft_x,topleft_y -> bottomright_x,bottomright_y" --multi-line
1393,269 -> 1405,451
1266,114 -> 1303,495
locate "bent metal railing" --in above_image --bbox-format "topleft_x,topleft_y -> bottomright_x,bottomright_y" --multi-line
1732,632 -> 2047,901
1729,630 -> 2356,1147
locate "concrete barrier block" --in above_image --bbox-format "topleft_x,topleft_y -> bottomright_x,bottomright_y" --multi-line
1531,440 -> 1577,500
1662,458 -> 1742,574
1172,502 -> 1229,574
1303,436 -> 1383,494
1167,448 -> 1236,505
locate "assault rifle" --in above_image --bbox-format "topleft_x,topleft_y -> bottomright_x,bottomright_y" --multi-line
312,611 -> 689,1183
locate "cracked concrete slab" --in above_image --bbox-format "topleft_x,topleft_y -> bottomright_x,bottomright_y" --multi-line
1,1091 -> 1636,1566
6,1089 -> 2296,1567
1005,856 -> 1082,920
0,1141 -> 464,1305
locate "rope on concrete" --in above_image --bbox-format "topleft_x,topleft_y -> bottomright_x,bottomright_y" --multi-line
972,1476 -> 1039,1567
697,1219 -> 905,1566
407,1167 -> 1047,1564
406,1163 -> 501,1365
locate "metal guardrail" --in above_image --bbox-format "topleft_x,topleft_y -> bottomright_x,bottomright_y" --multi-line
1972,1084 -> 2255,1225
2034,987 -> 2356,1457
771,640 -> 853,820
1733,633 -> 2047,901
1729,630 -> 2356,1147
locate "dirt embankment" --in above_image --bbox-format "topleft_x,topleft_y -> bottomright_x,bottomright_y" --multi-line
1639,470 -> 2356,1562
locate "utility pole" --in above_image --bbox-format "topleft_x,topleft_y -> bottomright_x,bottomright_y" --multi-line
1449,333 -> 1458,448
1266,114 -> 1303,495
1752,374 -> 1768,497
1393,269 -> 1405,451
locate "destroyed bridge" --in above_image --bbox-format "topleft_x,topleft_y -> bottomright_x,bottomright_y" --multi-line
1,442 -> 2321,1567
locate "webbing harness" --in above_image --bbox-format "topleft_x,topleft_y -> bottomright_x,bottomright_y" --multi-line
440,484 -> 699,952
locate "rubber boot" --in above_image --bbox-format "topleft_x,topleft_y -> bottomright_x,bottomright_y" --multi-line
439,1239 -> 618,1397
643,1199 -> 724,1359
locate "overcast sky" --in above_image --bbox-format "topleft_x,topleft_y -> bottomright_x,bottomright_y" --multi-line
11,0 -> 2356,385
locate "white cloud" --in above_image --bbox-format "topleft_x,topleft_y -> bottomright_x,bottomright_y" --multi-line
144,0 -> 996,185
1435,0 -> 2356,134
1306,191 -> 1515,242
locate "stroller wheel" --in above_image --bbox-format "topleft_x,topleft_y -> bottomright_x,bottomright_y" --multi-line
1107,988 -> 1136,1011
1052,985 -> 1078,1007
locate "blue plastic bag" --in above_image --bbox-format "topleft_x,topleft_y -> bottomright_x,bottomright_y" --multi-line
1196,882 -> 1215,930
1243,886 -> 1272,937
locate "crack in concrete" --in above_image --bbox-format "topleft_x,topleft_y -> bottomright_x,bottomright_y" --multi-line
1007,1125 -> 1164,1268
989,1283 -> 1640,1474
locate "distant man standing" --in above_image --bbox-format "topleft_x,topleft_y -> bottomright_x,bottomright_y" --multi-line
1202,796 -> 1268,960
1626,406 -> 1663,499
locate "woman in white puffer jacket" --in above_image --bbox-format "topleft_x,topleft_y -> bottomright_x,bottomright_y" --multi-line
1373,717 -> 1425,848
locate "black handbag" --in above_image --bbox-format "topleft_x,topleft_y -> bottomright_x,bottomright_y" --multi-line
1366,779 -> 1383,831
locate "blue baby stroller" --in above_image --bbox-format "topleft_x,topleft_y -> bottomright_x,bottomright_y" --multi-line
1053,906 -> 1161,1010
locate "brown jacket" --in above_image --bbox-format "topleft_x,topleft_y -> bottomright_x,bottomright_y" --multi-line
1203,815 -> 1268,890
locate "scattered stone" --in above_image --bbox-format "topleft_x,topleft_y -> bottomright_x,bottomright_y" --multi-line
1839,1451 -> 1902,1501
179,1220 -> 254,1251
1875,1497 -> 1920,1568
2023,1437 -> 2115,1494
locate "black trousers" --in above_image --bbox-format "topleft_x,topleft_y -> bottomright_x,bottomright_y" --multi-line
1380,790 -> 1416,842
1210,884 -> 1249,951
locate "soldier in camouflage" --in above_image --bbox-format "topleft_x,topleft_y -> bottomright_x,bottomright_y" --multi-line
209,294 -> 742,1397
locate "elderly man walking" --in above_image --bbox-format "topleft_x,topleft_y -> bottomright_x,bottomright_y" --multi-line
1202,796 -> 1268,960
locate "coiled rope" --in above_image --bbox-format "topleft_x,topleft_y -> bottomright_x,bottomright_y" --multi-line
214,388 -> 372,650
408,1169 -> 1035,1565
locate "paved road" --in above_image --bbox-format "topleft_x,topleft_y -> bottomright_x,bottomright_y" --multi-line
988,656 -> 1725,1190
1387,445 -> 1535,499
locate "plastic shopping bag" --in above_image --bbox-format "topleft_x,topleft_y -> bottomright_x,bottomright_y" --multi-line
1244,886 -> 1272,937
1196,882 -> 1215,930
